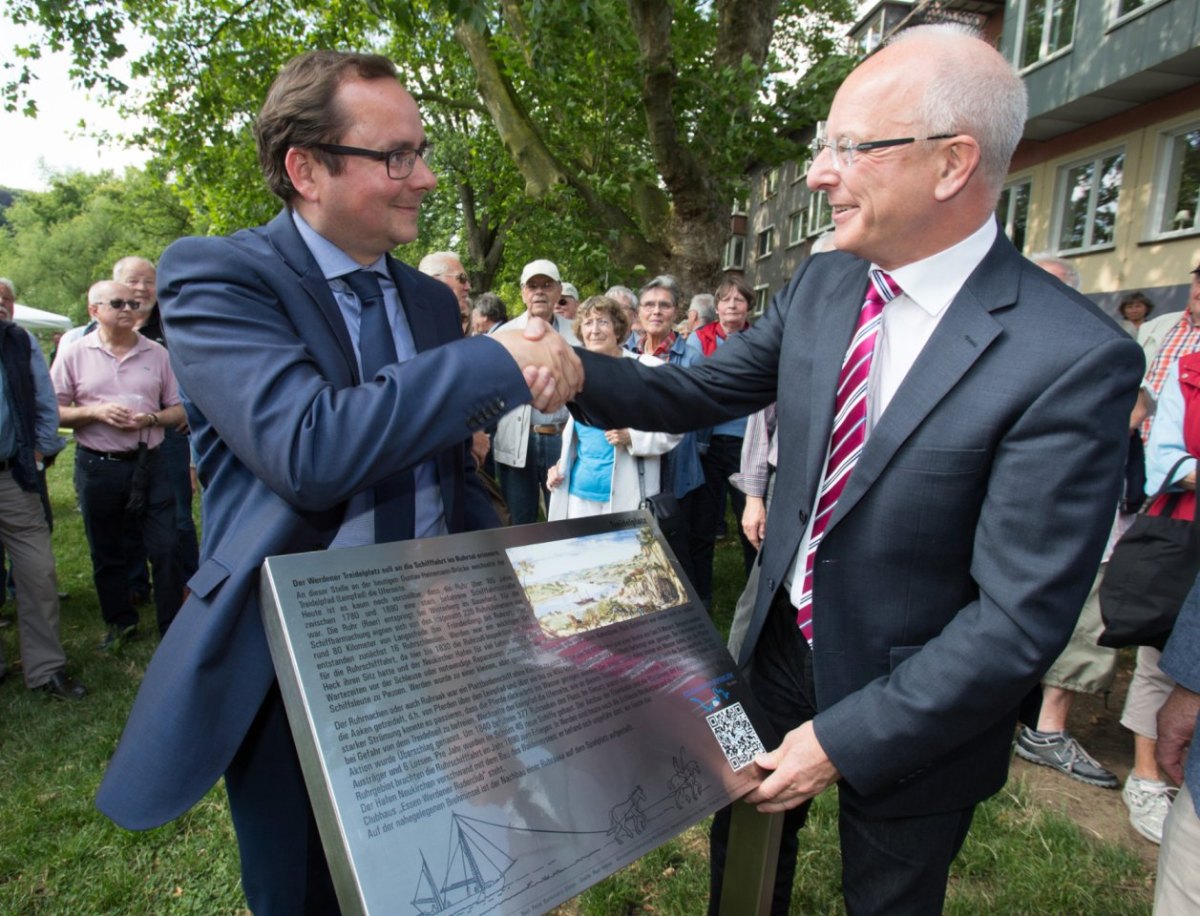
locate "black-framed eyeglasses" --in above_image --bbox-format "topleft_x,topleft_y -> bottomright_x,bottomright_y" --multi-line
314,141 -> 433,180
810,133 -> 956,170
93,299 -> 140,310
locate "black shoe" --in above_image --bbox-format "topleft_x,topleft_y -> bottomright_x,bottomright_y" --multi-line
101,624 -> 139,650
37,671 -> 86,700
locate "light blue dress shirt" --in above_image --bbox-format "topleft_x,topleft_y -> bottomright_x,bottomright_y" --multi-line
292,212 -> 445,545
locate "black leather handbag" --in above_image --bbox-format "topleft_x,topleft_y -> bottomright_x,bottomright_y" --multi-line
1099,456 -> 1200,650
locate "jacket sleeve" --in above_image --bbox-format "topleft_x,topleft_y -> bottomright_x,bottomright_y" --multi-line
161,235 -> 530,512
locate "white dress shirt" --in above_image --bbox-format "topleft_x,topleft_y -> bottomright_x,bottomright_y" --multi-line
785,218 -> 998,609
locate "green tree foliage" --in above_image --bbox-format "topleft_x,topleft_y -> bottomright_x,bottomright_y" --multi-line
4,0 -> 853,298
0,167 -> 196,321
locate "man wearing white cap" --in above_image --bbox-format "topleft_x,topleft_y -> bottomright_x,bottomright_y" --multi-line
555,282 -> 580,321
493,259 -> 580,524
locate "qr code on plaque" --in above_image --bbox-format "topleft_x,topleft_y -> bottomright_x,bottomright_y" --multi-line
706,702 -> 765,771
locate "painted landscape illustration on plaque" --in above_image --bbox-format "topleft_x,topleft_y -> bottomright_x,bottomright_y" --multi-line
507,526 -> 686,637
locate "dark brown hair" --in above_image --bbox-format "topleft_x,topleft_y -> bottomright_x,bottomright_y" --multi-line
254,50 -> 399,202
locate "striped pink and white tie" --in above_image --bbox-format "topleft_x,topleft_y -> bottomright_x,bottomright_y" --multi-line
796,269 -> 900,643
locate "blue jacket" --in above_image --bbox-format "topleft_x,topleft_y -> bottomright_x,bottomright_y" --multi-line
96,209 -> 530,829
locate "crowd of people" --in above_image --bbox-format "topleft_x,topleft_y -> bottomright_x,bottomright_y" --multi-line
4,19 -> 1200,916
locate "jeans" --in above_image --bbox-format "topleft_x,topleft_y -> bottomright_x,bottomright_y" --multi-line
497,429 -> 562,525
75,447 -> 183,635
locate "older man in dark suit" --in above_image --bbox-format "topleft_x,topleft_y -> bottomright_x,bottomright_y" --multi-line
94,50 -> 580,914
570,24 -> 1143,914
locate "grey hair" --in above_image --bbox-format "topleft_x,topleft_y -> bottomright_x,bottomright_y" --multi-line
1032,254 -> 1081,291
418,251 -> 463,277
638,274 -> 681,309
689,293 -> 716,324
472,291 -> 507,324
112,256 -> 155,280
887,23 -> 1027,197
0,277 -> 14,297
604,285 -> 637,311
810,231 -> 837,255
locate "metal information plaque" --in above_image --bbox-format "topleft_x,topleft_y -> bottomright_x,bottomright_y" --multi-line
260,511 -> 772,916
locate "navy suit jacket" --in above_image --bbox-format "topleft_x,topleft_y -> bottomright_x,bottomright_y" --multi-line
96,210 -> 529,829
572,234 -> 1144,817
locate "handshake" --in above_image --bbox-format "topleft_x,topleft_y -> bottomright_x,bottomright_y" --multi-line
493,317 -> 585,412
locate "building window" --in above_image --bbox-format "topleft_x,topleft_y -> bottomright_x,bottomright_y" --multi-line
858,8 -> 887,54
788,211 -> 805,247
761,168 -> 780,199
754,285 -> 771,317
1150,124 -> 1200,237
1018,0 -> 1077,69
807,190 -> 832,236
756,226 -> 775,259
997,179 -> 1031,253
1055,149 -> 1123,253
723,234 -> 746,270
1114,0 -> 1164,19
731,191 -> 749,216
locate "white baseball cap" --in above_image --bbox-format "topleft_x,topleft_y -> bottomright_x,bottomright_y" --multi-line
560,282 -> 579,300
520,259 -> 561,285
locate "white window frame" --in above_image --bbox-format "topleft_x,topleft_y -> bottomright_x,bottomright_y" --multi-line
859,8 -> 887,54
807,190 -> 832,236
761,168 -> 780,199
756,226 -> 775,260
1015,0 -> 1077,71
787,211 -> 805,248
723,234 -> 746,271
1110,0 -> 1168,26
753,284 -> 771,318
731,192 -> 749,217
1146,121 -> 1200,241
997,178 -> 1032,254
1052,147 -> 1124,255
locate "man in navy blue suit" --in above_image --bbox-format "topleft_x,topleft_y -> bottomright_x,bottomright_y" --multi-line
95,50 -> 581,913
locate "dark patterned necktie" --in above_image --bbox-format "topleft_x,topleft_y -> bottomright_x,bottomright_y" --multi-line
341,269 -> 408,543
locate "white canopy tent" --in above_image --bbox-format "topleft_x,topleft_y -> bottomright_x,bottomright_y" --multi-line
12,303 -> 73,332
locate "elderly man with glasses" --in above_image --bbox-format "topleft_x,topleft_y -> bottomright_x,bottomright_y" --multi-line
418,250 -> 472,333
51,280 -> 186,646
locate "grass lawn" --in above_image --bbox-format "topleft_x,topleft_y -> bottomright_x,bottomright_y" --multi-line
0,450 -> 1155,913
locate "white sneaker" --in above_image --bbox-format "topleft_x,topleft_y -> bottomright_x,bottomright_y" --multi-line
1122,775 -> 1177,844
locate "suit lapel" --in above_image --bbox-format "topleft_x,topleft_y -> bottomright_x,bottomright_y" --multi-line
827,237 -> 1017,529
388,256 -> 439,353
263,210 -> 359,380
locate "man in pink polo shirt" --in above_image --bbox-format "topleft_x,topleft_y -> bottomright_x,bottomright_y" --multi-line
51,280 -> 187,646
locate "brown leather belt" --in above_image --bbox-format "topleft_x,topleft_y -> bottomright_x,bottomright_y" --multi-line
532,424 -> 563,435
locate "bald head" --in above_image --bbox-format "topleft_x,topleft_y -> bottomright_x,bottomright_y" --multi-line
883,25 -> 1026,198
807,24 -> 1025,269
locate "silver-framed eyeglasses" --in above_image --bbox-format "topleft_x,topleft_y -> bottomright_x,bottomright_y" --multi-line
810,134 -> 956,170
314,141 -> 433,179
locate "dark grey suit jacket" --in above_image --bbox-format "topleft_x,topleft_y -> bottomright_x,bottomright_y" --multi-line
96,210 -> 530,829
572,234 -> 1144,817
